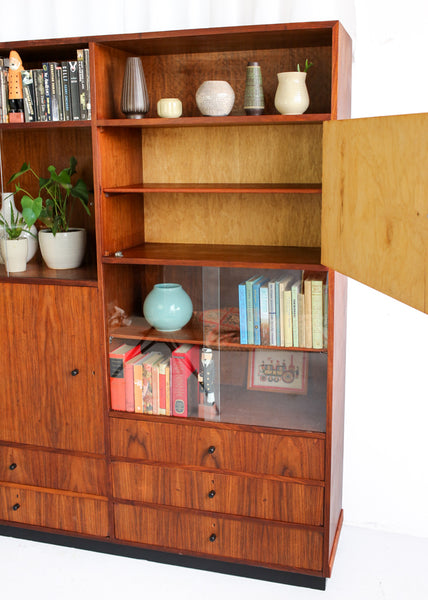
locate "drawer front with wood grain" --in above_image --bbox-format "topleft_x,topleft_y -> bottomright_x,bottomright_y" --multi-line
114,502 -> 323,572
110,418 -> 325,480
112,461 -> 324,526
0,445 -> 108,496
0,483 -> 109,537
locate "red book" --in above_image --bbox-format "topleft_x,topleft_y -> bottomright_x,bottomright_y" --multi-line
171,344 -> 199,417
109,341 -> 142,411
124,354 -> 145,412
157,357 -> 169,415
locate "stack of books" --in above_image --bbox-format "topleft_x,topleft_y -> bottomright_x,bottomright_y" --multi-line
109,341 -> 200,418
0,48 -> 91,123
238,270 -> 328,349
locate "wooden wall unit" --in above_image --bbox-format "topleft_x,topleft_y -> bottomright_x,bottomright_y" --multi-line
0,22 -> 357,590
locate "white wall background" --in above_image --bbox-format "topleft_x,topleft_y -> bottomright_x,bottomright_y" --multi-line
0,0 -> 427,539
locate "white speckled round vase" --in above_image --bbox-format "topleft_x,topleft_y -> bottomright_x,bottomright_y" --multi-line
274,71 -> 309,115
196,80 -> 235,116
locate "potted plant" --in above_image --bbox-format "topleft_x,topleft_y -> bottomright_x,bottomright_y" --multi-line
274,58 -> 313,115
8,156 -> 90,270
0,197 -> 37,272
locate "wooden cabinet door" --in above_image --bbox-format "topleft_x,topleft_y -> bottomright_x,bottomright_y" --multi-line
0,283 -> 105,454
322,112 -> 428,313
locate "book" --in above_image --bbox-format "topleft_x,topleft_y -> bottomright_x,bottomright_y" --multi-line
42,62 -> 52,121
109,340 -> 142,411
253,276 -> 268,345
291,278 -> 303,347
151,354 -> 165,415
298,291 -> 305,348
124,353 -> 145,412
171,344 -> 199,417
21,70 -> 36,122
68,60 -> 80,120
33,68 -> 47,122
259,279 -> 270,346
141,352 -> 163,414
311,274 -> 327,349
83,48 -> 91,119
61,61 -> 71,120
278,272 -> 299,347
77,49 -> 87,119
55,64 -> 64,120
238,280 -> 248,344
268,279 -> 277,346
245,275 -> 263,345
157,357 -> 169,415
304,276 -> 313,348
48,62 -> 60,121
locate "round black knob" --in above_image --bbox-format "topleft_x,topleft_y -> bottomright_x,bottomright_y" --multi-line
208,490 -> 216,498
9,463 -> 17,470
71,369 -> 79,376
12,503 -> 20,511
208,446 -> 215,454
209,533 -> 216,542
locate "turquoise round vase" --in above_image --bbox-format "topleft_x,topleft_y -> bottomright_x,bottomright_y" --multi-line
143,283 -> 193,332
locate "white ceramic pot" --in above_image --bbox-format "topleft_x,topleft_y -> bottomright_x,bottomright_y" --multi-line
38,228 -> 86,270
0,192 -> 38,264
274,71 -> 310,115
0,238 -> 28,273
196,80 -> 235,116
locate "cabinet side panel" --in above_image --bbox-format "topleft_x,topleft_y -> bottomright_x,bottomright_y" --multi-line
324,271 -> 347,573
322,113 -> 428,314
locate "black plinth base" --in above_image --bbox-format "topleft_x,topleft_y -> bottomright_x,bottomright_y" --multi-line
0,524 -> 326,591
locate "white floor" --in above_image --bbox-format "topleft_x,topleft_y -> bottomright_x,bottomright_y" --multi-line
1,523 -> 427,599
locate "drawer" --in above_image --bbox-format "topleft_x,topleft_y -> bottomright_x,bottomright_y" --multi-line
0,483 -> 109,537
114,502 -> 323,572
110,419 -> 325,480
112,461 -> 324,526
0,445 -> 108,496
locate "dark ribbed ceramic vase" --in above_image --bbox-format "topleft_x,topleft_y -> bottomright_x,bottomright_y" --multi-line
121,57 -> 149,119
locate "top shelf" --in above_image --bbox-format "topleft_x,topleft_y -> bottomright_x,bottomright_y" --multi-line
97,114 -> 331,129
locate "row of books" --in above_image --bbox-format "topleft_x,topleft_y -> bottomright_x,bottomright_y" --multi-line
109,341 -> 200,417
238,270 -> 328,349
0,49 -> 90,123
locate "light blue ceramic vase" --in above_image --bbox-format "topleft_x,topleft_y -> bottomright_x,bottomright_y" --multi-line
143,283 -> 193,332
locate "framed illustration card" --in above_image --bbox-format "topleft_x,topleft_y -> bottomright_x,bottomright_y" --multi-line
247,349 -> 308,395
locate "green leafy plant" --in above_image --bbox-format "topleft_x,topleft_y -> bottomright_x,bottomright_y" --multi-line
0,198 -> 36,240
297,59 -> 313,73
8,156 -> 90,236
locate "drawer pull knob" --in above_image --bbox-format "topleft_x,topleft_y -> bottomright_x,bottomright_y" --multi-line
209,534 -> 216,542
208,446 -> 216,454
12,503 -> 20,511
9,463 -> 17,470
208,490 -> 216,498
71,369 -> 79,376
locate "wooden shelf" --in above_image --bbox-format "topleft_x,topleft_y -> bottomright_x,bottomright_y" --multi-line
103,183 -> 322,195
0,120 -> 91,130
0,262 -> 98,287
96,114 -> 331,129
102,243 -> 325,269
109,315 -> 327,353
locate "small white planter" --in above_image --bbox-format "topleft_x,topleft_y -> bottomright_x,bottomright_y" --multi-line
0,238 -> 28,273
38,228 -> 86,270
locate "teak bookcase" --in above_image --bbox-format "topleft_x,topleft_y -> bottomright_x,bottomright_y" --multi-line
1,21 -> 424,591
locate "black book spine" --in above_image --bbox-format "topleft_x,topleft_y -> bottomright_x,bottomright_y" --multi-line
42,62 -> 52,121
68,60 -> 80,120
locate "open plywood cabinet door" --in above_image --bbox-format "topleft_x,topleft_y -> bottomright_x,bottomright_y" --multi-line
322,112 -> 428,314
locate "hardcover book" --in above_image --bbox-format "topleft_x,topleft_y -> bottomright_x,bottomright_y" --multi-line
77,49 -> 87,119
21,70 -> 36,122
42,62 -> 52,121
141,352 -> 163,414
171,344 -> 199,417
33,68 -> 47,121
109,340 -> 142,411
68,60 -> 80,120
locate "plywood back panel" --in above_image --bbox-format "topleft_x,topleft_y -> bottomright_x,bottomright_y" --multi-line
142,125 -> 322,184
144,192 -> 321,246
322,113 -> 428,313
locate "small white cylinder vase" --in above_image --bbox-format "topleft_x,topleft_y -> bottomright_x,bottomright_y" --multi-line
0,192 -> 38,264
274,72 -> 310,115
196,80 -> 235,116
1,238 -> 28,272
